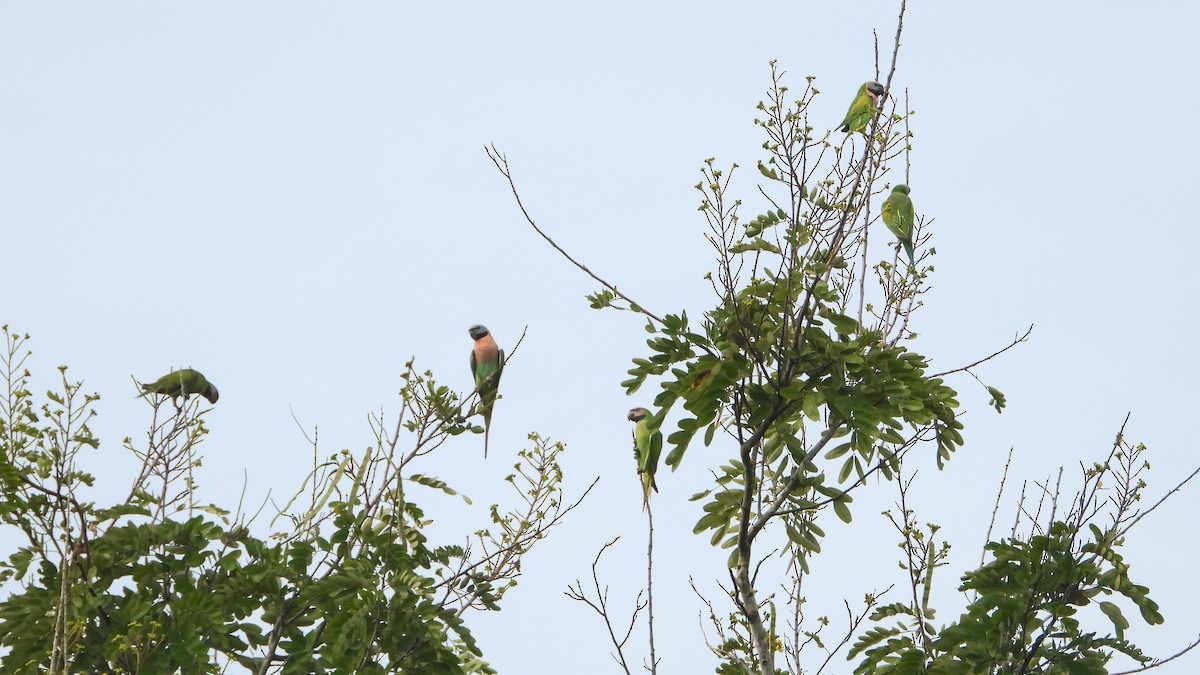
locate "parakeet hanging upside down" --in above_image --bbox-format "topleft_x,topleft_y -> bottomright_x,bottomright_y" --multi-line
139,368 -> 219,404
468,324 -> 504,458
839,81 -> 887,134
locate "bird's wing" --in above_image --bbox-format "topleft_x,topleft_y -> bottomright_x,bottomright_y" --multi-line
898,198 -> 915,232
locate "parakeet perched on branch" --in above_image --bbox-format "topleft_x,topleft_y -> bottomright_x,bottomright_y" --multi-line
468,324 -> 504,458
627,407 -> 662,511
139,368 -> 219,404
881,184 -> 915,266
839,81 -> 887,134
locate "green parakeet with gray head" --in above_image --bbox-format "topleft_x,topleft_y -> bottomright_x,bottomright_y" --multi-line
880,184 -> 915,266
139,368 -> 219,404
469,324 -> 504,458
839,81 -> 887,134
627,407 -> 662,511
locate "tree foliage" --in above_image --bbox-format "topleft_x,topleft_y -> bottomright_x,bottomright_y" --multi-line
850,434 -> 1164,675
0,327 -> 583,673
569,53 -> 975,674
3,5 -> 1195,674
488,8 -> 1189,673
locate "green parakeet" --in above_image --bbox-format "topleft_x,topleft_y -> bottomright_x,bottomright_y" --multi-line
880,184 -> 915,266
627,407 -> 662,511
839,81 -> 887,134
468,324 -> 504,458
139,368 -> 219,404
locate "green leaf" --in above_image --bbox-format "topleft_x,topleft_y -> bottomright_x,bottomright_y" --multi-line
694,511 -> 728,535
826,312 -> 859,335
825,441 -> 852,460
986,386 -> 1006,413
801,390 -> 823,421
837,456 -> 855,483
729,238 -> 782,255
586,289 -> 618,310
1099,601 -> 1129,638
833,499 -> 852,523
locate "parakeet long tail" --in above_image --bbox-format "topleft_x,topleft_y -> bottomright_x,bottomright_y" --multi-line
641,472 -> 658,512
483,410 -> 492,459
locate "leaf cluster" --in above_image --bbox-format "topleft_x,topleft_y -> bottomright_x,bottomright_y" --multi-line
851,435 -> 1165,675
0,328 -> 579,673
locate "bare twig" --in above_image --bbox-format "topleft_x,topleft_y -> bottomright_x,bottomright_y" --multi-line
1118,461 -> 1200,539
485,145 -> 663,324
646,500 -> 658,674
813,587 -> 892,675
565,538 -> 643,675
980,447 -> 1015,570
873,30 -> 881,82
931,325 -> 1033,378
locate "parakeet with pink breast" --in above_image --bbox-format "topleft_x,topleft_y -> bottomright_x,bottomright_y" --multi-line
468,324 -> 504,457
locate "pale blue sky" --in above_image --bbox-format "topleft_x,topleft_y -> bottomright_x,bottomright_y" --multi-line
3,2 -> 1199,673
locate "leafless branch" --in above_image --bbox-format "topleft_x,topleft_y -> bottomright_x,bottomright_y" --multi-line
645,499 -> 658,674
931,325 -> 1033,378
565,538 -> 644,675
485,145 -> 663,324
980,447 -> 1015,571
813,587 -> 892,675
1118,461 -> 1200,539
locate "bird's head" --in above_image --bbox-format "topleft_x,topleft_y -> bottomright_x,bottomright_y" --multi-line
865,81 -> 886,102
893,184 -> 910,195
203,385 -> 219,405
468,324 -> 490,340
627,407 -> 650,422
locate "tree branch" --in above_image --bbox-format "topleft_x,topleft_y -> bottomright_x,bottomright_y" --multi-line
565,538 -> 643,675
485,144 -> 664,324
930,325 -> 1033,378
1111,635 -> 1200,675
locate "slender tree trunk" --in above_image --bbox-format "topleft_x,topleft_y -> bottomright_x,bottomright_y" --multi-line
736,428 -> 775,675
646,500 -> 657,674
735,556 -> 774,675
50,555 -> 71,674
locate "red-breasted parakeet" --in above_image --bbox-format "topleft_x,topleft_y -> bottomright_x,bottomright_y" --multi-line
139,368 -> 219,404
468,324 -> 504,458
627,407 -> 662,511
839,81 -> 887,134
880,184 -> 915,266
